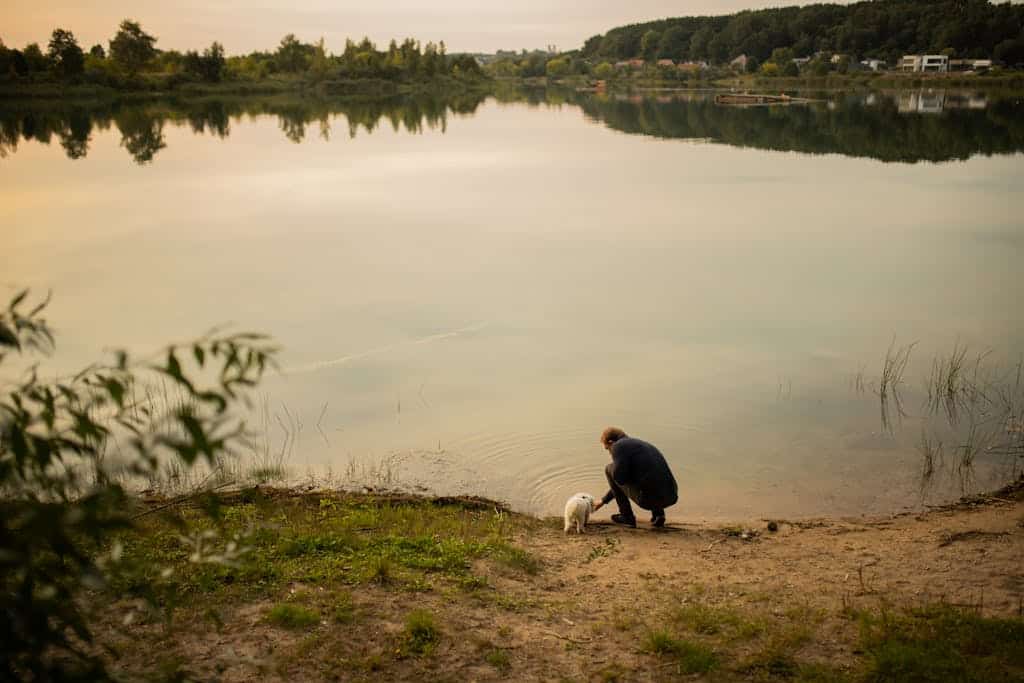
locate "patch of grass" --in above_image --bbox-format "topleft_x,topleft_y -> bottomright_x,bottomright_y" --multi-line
282,532 -> 359,558
674,603 -> 724,635
366,553 -> 394,585
793,662 -> 853,682
402,609 -> 440,657
492,592 -> 534,612
741,652 -> 851,682
584,537 -> 620,563
360,653 -> 384,672
483,648 -> 510,670
774,621 -> 813,651
643,630 -> 718,674
457,574 -> 489,590
595,662 -> 629,682
858,606 -> 1024,682
266,603 -> 320,629
673,602 -> 766,640
490,543 -> 541,575
114,496 -> 541,608
332,591 -> 356,623
149,654 -> 199,682
741,650 -> 799,679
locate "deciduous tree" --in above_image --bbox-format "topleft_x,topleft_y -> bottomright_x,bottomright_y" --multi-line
109,19 -> 157,75
47,28 -> 85,78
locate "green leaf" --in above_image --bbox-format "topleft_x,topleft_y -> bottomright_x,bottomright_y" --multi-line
103,378 -> 126,407
0,322 -> 20,349
28,290 -> 52,316
9,289 -> 28,310
166,350 -> 183,379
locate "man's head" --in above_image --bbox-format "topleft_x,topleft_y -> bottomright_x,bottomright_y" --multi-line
600,426 -> 627,452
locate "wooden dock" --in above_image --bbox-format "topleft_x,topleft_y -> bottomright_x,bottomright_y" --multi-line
714,93 -> 810,106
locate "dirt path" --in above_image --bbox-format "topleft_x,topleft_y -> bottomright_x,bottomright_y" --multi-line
463,495 -> 1024,681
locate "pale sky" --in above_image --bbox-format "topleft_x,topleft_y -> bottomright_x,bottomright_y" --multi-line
4,1 -> 860,55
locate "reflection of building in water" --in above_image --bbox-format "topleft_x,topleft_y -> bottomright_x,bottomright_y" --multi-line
899,54 -> 949,73
898,91 -> 946,114
944,92 -> 990,110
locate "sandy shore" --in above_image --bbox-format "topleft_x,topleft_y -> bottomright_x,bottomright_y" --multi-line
100,479 -> 1024,681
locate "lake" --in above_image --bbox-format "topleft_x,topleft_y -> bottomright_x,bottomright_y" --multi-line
2,87 -> 1023,519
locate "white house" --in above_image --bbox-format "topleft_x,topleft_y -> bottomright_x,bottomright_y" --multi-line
860,59 -> 886,71
950,59 -> 993,72
899,55 -> 949,73
730,54 -> 749,70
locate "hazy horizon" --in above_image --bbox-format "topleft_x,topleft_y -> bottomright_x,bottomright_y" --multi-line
4,0 -> 864,55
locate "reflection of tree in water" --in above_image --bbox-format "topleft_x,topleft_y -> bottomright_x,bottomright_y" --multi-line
569,91 -> 1024,163
0,94 -> 488,160
186,101 -> 230,138
59,109 -> 92,160
276,105 -> 308,143
4,88 -> 1021,164
116,109 -> 167,164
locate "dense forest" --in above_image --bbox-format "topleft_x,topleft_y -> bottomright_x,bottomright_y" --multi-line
0,19 -> 484,89
581,0 -> 1024,65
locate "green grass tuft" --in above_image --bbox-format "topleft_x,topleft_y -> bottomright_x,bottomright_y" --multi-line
366,553 -> 394,585
332,591 -> 356,623
402,609 -> 440,657
484,648 -> 511,670
643,630 -> 718,673
674,603 -> 724,635
266,603 -> 319,629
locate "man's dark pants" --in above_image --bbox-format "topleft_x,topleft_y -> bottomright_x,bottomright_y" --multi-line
605,463 -> 674,520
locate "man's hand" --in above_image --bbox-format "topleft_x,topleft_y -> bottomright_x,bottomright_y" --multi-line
592,500 -> 604,512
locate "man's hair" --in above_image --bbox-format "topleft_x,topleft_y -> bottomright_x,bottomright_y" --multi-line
600,427 -> 627,447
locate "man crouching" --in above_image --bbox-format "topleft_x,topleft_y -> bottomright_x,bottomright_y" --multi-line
592,427 -> 678,528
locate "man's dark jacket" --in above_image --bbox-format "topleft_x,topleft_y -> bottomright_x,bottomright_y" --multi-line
600,436 -> 678,509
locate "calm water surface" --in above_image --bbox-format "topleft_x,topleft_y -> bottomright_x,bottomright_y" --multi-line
2,89 -> 1022,519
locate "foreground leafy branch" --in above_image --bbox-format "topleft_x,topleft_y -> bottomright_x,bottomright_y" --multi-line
0,290 -> 276,681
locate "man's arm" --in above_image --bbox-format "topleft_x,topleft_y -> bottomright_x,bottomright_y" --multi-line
593,490 -> 614,511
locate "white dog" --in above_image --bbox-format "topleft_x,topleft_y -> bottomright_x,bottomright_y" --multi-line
563,493 -> 595,534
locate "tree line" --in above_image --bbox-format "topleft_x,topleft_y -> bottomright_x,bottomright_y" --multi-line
580,0 -> 1024,67
0,19 -> 484,88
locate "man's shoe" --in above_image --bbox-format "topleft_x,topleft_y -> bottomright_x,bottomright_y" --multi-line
611,513 -> 637,528
651,515 -> 666,528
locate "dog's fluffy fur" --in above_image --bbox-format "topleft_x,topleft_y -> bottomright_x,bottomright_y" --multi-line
563,493 -> 595,534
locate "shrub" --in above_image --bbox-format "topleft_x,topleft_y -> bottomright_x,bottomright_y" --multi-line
0,291 -> 275,679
